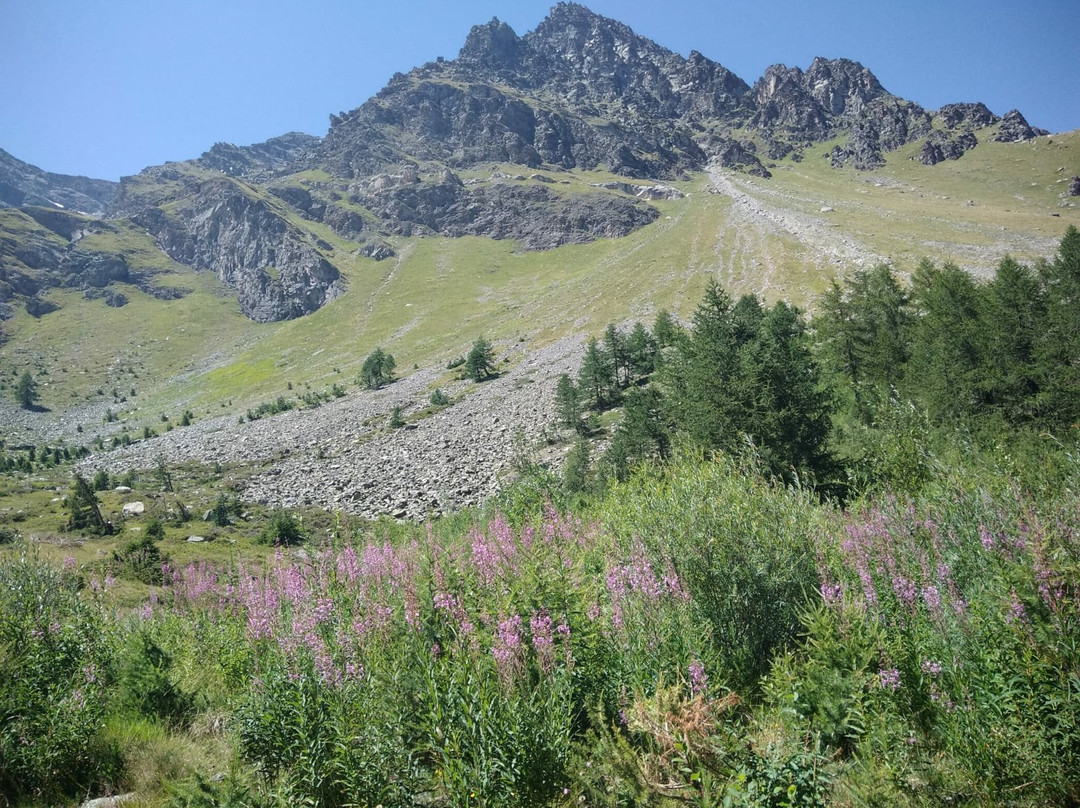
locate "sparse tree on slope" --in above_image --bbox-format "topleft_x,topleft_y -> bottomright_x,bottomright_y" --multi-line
360,348 -> 396,389
465,337 -> 496,381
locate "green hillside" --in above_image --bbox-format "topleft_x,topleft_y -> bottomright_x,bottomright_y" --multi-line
2,132 -> 1077,432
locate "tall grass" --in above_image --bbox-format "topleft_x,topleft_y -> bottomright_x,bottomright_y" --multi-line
1,449 -> 1077,806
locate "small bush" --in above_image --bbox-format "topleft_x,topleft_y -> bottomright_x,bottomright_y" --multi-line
111,535 -> 168,585
429,388 -> 450,406
258,510 -> 305,546
389,406 -> 406,428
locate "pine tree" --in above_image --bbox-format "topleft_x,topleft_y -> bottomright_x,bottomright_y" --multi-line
66,473 -> 112,535
980,256 -> 1045,425
577,337 -> 616,409
1036,226 -> 1080,429
16,371 -> 39,410
554,374 -> 582,431
626,321 -> 657,377
465,337 -> 496,381
737,301 -> 834,483
360,348 -> 396,389
603,323 -> 630,388
562,436 -> 591,494
907,260 -> 985,422
615,386 -> 671,462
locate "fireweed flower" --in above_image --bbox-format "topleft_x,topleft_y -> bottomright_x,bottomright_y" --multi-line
688,660 -> 708,696
1006,590 -> 1027,624
530,611 -> 555,673
879,668 -> 901,691
492,613 -> 524,682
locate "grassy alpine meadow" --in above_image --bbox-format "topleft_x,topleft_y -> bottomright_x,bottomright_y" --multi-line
2,445 -> 1078,807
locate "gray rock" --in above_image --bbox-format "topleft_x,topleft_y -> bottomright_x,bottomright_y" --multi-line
122,501 -> 145,516
993,109 -> 1048,143
919,130 -> 978,166
131,178 -> 343,322
0,147 -> 117,216
81,794 -> 136,808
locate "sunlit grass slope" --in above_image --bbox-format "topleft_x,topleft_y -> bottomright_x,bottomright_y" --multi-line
2,130 -> 1077,421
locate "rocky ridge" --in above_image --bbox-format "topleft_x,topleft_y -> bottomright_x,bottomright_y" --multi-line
0,3 -> 1052,325
130,178 -> 344,322
0,148 -> 117,216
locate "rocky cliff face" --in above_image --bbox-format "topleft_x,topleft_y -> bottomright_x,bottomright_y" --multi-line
0,149 -> 117,216
0,3 -> 1051,325
197,132 -> 320,181
132,178 -> 343,322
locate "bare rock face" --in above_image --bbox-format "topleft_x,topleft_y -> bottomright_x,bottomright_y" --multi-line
993,109 -> 1049,142
919,130 -> 979,165
197,132 -> 320,181
353,171 -> 659,250
133,178 -> 343,322
0,148 -> 117,216
937,102 -> 1000,130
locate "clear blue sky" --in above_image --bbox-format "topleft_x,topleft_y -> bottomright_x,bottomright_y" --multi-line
2,0 -> 1077,181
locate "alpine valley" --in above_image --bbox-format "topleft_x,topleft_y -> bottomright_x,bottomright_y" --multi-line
3,4 -> 1076,519
3,5 -> 1080,808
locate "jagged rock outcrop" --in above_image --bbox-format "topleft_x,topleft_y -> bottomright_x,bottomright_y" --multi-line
937,102 -> 999,130
0,148 -> 117,216
706,137 -> 771,177
197,132 -> 319,181
750,57 -> 931,167
133,178 -> 343,322
919,130 -> 979,165
353,170 -> 658,249
993,109 -> 1048,142
319,3 -> 748,181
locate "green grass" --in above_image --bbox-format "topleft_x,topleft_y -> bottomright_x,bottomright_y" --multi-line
4,135 -> 1077,420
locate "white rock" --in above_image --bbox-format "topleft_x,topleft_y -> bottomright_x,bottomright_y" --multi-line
122,501 -> 145,516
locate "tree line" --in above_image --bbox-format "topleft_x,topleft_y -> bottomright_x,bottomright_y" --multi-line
555,226 -> 1080,496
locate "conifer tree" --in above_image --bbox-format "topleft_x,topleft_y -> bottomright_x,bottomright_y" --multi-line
554,374 -> 582,431
577,337 -> 615,409
360,348 -> 396,389
626,321 -> 657,377
603,323 -> 630,388
16,371 -> 39,410
66,473 -> 112,535
907,260 -> 984,422
465,337 -> 496,381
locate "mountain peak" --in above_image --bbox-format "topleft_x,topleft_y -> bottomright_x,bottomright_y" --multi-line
457,17 -> 522,74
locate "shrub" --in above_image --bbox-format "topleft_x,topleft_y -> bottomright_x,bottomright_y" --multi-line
0,552 -> 118,802
389,406 -> 405,428
429,388 -> 450,406
111,535 -> 168,585
258,510 -> 305,546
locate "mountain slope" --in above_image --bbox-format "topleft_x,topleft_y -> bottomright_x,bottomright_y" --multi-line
0,148 -> 117,216
1,3 -> 1077,519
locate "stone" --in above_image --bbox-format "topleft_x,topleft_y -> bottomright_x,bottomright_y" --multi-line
114,486 -> 132,493
992,109 -> 1048,143
122,501 -> 145,516
81,793 -> 136,808
187,535 -> 206,542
